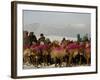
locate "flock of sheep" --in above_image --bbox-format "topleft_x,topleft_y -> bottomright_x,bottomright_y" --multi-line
23,39 -> 91,68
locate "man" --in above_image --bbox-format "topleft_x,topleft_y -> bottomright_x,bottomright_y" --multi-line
29,32 -> 37,46
23,31 -> 30,49
38,33 -> 45,44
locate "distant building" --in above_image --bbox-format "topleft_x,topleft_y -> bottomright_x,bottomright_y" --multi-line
77,34 -> 81,42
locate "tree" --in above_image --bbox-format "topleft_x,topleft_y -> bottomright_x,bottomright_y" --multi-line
83,34 -> 88,42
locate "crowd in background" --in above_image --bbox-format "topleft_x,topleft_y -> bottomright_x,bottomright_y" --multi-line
23,31 -> 51,49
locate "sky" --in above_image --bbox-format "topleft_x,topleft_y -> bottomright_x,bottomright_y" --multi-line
23,10 -> 91,38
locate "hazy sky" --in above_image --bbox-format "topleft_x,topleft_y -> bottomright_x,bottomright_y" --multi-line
23,10 -> 91,38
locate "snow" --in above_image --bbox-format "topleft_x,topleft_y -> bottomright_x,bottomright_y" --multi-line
23,62 -> 90,69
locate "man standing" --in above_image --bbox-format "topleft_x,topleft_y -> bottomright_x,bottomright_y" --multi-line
29,32 -> 37,46
23,31 -> 30,49
38,33 -> 45,44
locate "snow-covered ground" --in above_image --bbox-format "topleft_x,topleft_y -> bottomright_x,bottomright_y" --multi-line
23,62 -> 68,69
23,64 -> 56,69
23,62 -> 90,69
